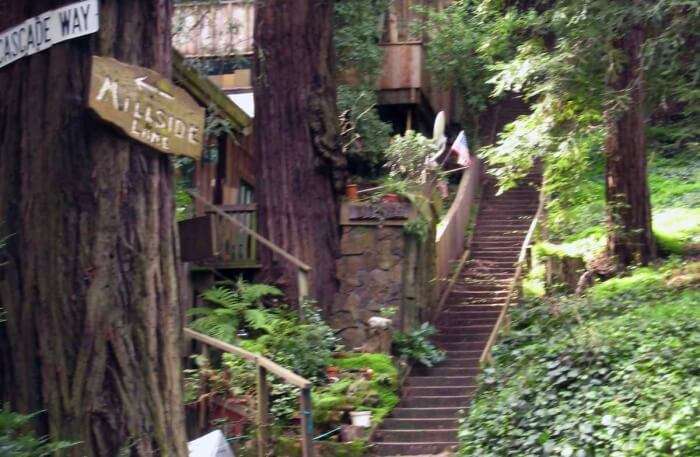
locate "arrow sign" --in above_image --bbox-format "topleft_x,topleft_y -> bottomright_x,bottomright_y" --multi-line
88,56 -> 205,159
134,76 -> 175,100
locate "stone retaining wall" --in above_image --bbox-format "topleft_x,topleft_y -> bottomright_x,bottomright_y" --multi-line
330,202 -> 436,348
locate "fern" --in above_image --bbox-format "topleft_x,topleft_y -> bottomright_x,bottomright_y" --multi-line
188,281 -> 284,343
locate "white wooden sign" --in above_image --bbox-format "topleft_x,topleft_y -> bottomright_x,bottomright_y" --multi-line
0,0 -> 99,69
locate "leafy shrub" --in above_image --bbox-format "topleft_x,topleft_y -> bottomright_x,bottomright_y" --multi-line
393,322 -> 446,368
313,353 -> 399,426
459,261 -> 700,456
384,131 -> 439,183
188,281 -> 283,343
0,409 -> 76,456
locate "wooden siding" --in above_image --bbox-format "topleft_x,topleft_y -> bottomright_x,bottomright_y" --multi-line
173,1 -> 254,57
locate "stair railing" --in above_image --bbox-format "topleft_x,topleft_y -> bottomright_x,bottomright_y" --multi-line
186,190 -> 312,307
185,328 -> 315,457
433,158 -> 481,319
479,185 -> 545,365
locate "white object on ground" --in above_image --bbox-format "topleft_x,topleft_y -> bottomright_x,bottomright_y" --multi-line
368,316 -> 392,329
350,411 -> 372,428
188,430 -> 235,457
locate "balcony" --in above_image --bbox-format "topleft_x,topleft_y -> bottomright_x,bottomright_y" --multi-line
179,204 -> 259,269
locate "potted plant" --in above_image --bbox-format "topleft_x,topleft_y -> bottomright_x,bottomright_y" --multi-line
345,183 -> 359,201
381,193 -> 400,203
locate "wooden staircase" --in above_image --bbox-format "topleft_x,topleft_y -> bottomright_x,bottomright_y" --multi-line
370,173 -> 541,456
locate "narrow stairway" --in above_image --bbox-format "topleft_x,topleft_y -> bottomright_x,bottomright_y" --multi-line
371,173 -> 541,456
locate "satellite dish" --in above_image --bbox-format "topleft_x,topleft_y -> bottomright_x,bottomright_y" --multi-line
433,111 -> 446,141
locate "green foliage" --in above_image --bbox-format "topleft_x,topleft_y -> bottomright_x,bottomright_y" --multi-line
384,130 -> 438,183
403,216 -> 430,242
653,208 -> 700,255
393,322 -> 446,368
459,260 -> 700,456
314,353 -> 399,425
186,288 -> 341,424
188,281 -> 284,343
334,0 -> 389,78
251,302 -> 340,382
0,409 -> 76,456
334,0 -> 393,176
338,84 -> 392,175
421,0 -> 524,138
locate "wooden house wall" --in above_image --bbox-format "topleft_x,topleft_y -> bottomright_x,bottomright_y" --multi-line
173,1 -> 254,57
194,132 -> 255,215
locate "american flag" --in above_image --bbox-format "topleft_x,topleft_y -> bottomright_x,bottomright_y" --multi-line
450,131 -> 471,167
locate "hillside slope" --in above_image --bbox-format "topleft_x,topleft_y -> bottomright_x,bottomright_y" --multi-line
458,260 -> 699,456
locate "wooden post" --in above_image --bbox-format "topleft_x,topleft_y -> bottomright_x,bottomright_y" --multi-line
300,387 -> 314,457
297,269 -> 310,320
257,365 -> 270,457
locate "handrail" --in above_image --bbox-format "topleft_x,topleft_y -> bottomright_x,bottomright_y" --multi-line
434,159 -> 481,306
187,190 -> 312,307
185,328 -> 311,388
184,328 -> 315,457
189,191 -> 311,272
479,185 -> 545,365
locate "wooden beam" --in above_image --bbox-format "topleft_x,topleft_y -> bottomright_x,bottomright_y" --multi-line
172,50 -> 251,133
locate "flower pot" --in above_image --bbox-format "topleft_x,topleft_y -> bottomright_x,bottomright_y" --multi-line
345,184 -> 359,201
381,193 -> 400,203
326,366 -> 340,380
350,411 -> 372,428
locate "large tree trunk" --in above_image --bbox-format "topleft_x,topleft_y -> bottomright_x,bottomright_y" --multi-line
604,23 -> 656,268
253,0 -> 346,309
0,2 -> 187,456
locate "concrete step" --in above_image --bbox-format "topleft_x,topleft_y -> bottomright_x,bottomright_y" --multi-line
374,428 -> 458,443
403,385 -> 477,397
441,304 -> 504,313
445,349 -> 483,358
435,324 -> 494,334
370,441 -> 457,456
405,375 -> 476,387
389,407 -> 463,419
438,357 -> 481,368
436,341 -> 487,351
437,317 -> 499,327
449,289 -> 511,296
380,418 -> 458,430
399,395 -> 473,408
433,333 -> 490,344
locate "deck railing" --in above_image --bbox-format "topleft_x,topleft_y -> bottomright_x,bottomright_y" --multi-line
185,328 -> 314,457
479,186 -> 545,365
187,190 -> 311,307
209,203 -> 258,266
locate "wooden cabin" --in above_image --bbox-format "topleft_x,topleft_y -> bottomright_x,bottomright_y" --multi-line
173,52 -> 259,272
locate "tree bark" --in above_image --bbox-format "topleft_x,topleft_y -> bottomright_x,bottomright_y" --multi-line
253,0 -> 346,310
0,1 -> 187,456
604,23 -> 656,268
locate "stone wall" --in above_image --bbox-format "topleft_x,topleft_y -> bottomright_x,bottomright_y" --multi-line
330,202 -> 436,349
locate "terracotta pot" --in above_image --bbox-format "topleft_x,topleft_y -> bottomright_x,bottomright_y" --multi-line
345,184 -> 359,201
381,193 -> 400,203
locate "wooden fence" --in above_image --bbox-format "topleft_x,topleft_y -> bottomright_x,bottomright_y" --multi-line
433,159 -> 481,313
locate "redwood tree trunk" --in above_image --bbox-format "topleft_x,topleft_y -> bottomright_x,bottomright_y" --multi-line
604,23 -> 656,268
253,0 -> 346,309
0,2 -> 187,456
